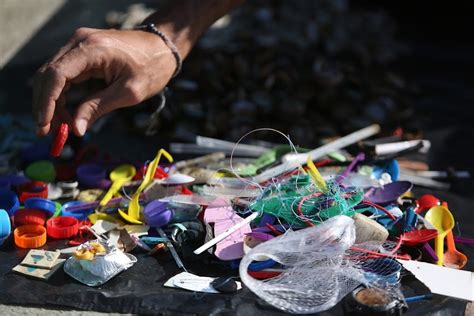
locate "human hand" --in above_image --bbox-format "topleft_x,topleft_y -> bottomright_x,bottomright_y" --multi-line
33,27 -> 177,136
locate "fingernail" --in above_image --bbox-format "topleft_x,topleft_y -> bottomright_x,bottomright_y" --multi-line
76,119 -> 88,136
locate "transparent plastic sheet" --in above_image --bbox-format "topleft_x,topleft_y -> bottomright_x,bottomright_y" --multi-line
239,215 -> 405,314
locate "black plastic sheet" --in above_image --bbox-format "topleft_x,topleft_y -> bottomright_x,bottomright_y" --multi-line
0,187 -> 471,315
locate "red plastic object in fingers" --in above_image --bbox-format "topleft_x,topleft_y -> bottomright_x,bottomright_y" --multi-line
50,123 -> 69,157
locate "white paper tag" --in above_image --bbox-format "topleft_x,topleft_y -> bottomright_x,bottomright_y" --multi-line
398,259 -> 474,301
164,272 -> 241,293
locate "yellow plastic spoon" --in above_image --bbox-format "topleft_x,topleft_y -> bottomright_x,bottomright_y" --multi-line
424,205 -> 455,266
99,164 -> 136,206
119,149 -> 173,223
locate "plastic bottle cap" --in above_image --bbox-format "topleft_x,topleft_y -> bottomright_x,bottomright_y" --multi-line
25,160 -> 56,183
0,209 -> 11,238
50,123 -> 69,157
76,163 -> 106,188
14,224 -> 47,248
61,201 -> 94,220
144,200 -> 173,227
0,189 -> 20,216
24,197 -> 57,215
18,181 -> 49,203
46,216 -> 79,239
14,209 -> 47,226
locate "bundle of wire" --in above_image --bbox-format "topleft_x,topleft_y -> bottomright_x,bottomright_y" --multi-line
249,174 -> 364,227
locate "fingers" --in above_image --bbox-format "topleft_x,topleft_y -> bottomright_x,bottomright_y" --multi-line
73,80 -> 129,136
50,86 -> 72,133
33,28 -> 97,136
33,47 -> 90,136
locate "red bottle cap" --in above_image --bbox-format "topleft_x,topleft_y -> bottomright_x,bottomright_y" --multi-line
14,209 -> 47,226
50,123 -> 69,157
46,216 -> 79,239
18,181 -> 48,203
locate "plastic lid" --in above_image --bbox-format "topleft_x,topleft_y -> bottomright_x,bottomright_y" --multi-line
0,209 -> 11,238
24,197 -> 56,215
18,181 -> 49,203
46,216 -> 79,239
76,164 -> 106,188
61,201 -> 94,220
14,209 -> 47,226
0,189 -> 20,216
14,224 -> 47,248
144,200 -> 173,227
50,123 -> 69,157
25,160 -> 56,183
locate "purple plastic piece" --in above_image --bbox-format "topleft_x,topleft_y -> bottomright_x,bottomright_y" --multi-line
258,214 -> 276,227
422,243 -> 438,261
245,232 -> 274,241
454,236 -> 474,245
76,163 -> 106,188
337,152 -> 365,184
253,223 -> 289,234
365,181 -> 413,204
144,200 -> 173,227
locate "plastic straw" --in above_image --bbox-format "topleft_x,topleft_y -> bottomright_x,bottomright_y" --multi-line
194,212 -> 259,255
255,124 -> 380,183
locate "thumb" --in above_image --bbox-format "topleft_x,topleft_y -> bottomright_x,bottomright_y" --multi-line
73,81 -> 126,136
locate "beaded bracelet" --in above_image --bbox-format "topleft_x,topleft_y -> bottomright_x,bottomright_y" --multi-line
135,23 -> 182,77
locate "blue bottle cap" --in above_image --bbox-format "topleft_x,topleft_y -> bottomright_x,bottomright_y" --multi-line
0,189 -> 20,216
24,197 -> 56,215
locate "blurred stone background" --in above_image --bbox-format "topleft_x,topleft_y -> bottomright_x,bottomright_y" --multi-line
0,0 -> 473,178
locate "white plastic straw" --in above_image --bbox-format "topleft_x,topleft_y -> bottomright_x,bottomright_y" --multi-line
193,212 -> 259,255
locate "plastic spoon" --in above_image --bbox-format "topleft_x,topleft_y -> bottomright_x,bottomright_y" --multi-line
441,202 -> 467,269
119,149 -> 173,223
161,173 -> 195,186
444,230 -> 467,269
364,181 -> 413,205
424,206 -> 455,266
99,164 -> 136,206
414,194 -> 440,214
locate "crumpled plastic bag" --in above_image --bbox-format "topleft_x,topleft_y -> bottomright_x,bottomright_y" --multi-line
239,215 -> 367,314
